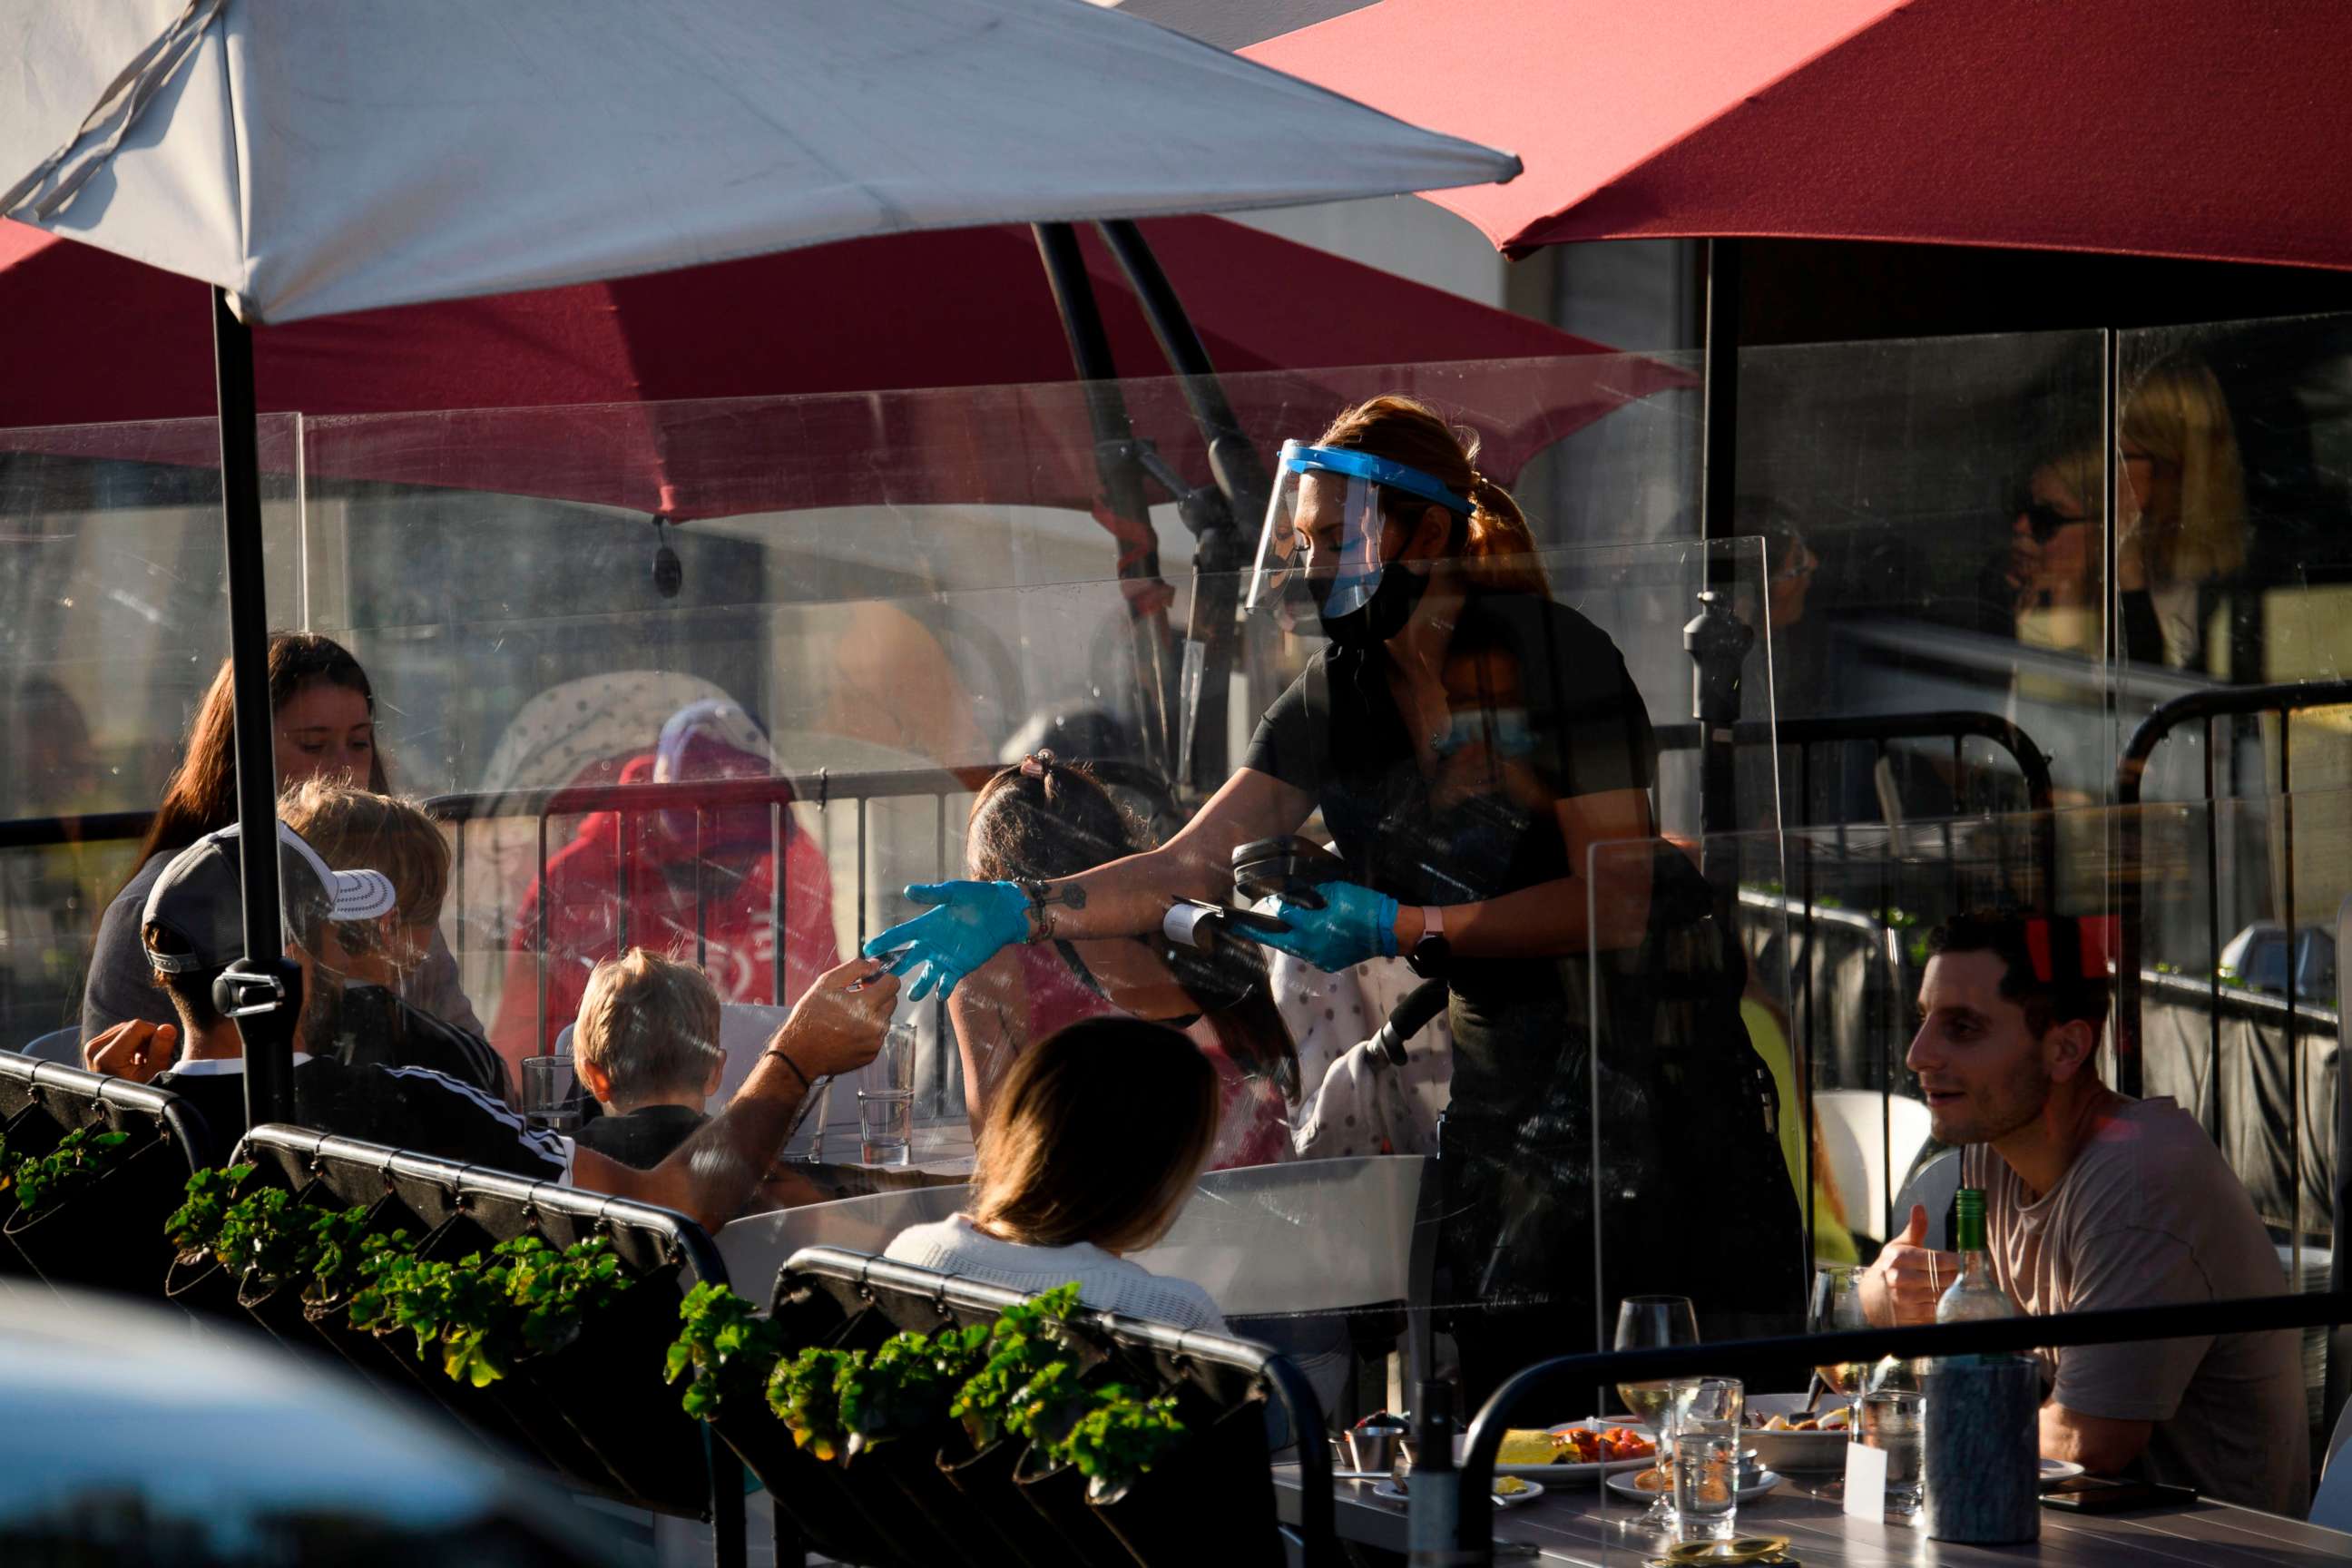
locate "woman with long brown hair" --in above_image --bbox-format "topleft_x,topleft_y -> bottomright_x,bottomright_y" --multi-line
868,394 -> 1801,1397
80,632 -> 480,1042
886,1015 -> 1227,1331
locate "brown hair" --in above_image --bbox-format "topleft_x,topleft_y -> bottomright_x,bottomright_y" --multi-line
1315,394 -> 1548,596
574,947 -> 725,1101
279,778 -> 449,959
967,755 -> 1299,1099
968,1016 -> 1218,1252
128,633 -> 386,891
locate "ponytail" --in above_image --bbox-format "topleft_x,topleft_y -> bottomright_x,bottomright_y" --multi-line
1314,394 -> 1548,596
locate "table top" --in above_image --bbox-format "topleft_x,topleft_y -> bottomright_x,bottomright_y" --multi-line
1274,1467 -> 2351,1565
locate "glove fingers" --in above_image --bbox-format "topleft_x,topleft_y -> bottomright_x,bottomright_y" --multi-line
902,881 -> 958,907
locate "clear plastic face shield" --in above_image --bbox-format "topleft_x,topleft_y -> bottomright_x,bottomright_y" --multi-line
1245,440 -> 1474,625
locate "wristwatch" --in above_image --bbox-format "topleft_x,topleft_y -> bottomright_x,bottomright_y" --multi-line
1406,904 -> 1450,978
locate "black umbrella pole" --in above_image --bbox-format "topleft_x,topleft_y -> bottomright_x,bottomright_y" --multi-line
212,287 -> 299,1131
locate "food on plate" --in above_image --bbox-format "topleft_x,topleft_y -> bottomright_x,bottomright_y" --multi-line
1497,1430 -> 1560,1465
1760,1406 -> 1849,1432
1553,1426 -> 1657,1465
1494,1476 -> 1531,1496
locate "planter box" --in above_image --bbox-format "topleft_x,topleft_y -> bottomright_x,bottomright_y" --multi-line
4,1130 -> 185,1303
938,1436 -> 1098,1568
1012,1444 -> 1138,1568
510,1267 -> 712,1515
1089,1400 -> 1281,1568
713,1406 -> 908,1567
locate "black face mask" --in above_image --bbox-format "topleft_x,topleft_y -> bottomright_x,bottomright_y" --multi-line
1316,560 -> 1429,648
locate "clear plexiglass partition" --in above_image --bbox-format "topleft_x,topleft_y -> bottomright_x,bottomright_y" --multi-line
3,323 -> 2349,1514
1568,789 -> 2344,1526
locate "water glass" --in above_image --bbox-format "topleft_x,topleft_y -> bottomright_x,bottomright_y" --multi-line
520,1054 -> 583,1132
1857,1390 -> 1926,1514
1671,1430 -> 1740,1543
858,1023 -> 916,1165
1663,1377 -> 1742,1541
780,1074 -> 834,1163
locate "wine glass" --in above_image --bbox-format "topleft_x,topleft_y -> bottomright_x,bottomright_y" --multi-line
1808,1265 -> 1870,1414
1613,1295 -> 1699,1529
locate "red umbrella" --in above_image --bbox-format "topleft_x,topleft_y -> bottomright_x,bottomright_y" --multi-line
0,216 -> 1682,518
1240,0 -> 2352,268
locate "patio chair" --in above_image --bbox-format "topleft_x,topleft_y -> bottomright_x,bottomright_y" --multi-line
749,1244 -> 1337,1568
15,1026 -> 83,1065
234,1126 -> 749,1568
1813,1089 -> 1934,1245
1890,1148 -> 1962,1251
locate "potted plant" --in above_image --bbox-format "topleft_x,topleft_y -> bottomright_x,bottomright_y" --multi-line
495,1237 -> 713,1514
344,1230 -> 593,1478
1068,1383 -> 1279,1568
163,1162 -> 258,1319
5,1121 -> 178,1298
839,1322 -> 1020,1568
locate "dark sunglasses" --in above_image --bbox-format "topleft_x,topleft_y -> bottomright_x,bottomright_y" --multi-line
2016,498 -> 2087,544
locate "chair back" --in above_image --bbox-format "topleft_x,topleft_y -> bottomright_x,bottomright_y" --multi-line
1813,1090 -> 1934,1242
2315,1397 -> 2352,1529
15,1027 -> 83,1065
714,1181 -> 968,1287
0,1053 -> 215,1300
1891,1148 -> 1962,1251
1131,1154 -> 1426,1317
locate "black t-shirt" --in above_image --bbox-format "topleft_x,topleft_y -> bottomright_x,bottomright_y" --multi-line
156,1057 -> 567,1181
574,1103 -> 707,1170
1243,591 -> 1655,915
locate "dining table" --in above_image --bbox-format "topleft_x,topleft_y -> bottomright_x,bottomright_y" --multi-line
1272,1465 -> 2352,1564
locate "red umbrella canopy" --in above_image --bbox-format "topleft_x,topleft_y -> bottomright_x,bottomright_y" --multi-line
1237,0 -> 2352,267
0,216 -> 1682,518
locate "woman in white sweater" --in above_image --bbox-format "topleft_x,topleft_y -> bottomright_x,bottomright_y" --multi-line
886,1016 -> 1226,1333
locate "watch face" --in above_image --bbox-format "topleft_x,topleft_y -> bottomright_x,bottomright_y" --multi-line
1407,934 -> 1450,980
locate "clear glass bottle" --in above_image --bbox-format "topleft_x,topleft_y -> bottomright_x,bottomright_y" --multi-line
1936,1188 -> 2020,1325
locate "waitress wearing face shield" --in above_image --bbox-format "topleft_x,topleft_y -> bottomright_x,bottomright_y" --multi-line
868,396 -> 1780,1396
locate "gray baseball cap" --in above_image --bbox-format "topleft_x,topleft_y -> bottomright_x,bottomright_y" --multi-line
142,820 -> 397,974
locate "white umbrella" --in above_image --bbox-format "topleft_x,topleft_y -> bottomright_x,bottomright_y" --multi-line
0,0 -> 1517,1130
1,0 -> 1517,323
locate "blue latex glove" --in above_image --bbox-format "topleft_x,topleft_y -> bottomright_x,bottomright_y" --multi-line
1234,881 -> 1400,973
861,879 -> 1030,1001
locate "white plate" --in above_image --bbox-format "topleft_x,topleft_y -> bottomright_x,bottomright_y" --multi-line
1377,1479 -> 1547,1508
1485,1420 -> 1661,1479
1607,1468 -> 1784,1504
2039,1459 -> 2086,1486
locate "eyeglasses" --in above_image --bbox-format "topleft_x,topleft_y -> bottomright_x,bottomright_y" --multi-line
2016,498 -> 2087,544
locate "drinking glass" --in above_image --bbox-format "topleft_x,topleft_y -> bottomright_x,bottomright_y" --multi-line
519,1054 -> 583,1133
1665,1378 -> 1743,1543
1856,1390 -> 1925,1514
1613,1296 -> 1700,1529
858,1024 -> 917,1165
1809,1265 -> 1871,1413
780,1073 -> 834,1164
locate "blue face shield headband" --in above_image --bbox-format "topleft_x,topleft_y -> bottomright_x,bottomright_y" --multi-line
1246,440 -> 1475,619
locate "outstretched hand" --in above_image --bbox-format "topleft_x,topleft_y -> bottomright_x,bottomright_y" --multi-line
860,880 -> 1030,1001
1231,880 -> 1399,973
776,956 -> 900,1081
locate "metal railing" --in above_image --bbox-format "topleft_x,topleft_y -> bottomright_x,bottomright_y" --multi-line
2112,679 -> 2352,1287
419,759 -> 1175,1049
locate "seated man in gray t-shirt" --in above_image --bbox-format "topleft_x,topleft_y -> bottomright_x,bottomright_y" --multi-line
1858,911 -> 2308,1517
